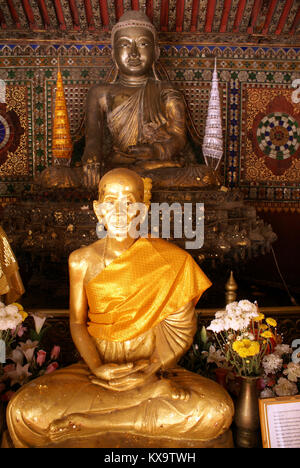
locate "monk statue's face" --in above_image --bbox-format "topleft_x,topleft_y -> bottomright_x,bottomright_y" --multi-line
113,27 -> 155,78
94,171 -> 145,240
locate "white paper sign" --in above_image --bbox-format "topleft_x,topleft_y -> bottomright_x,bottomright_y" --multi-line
266,401 -> 300,448
0,338 -> 5,363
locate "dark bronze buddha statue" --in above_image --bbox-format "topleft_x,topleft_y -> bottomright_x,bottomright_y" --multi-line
38,10 -> 220,190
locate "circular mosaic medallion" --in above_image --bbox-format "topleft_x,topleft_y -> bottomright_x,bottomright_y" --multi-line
256,112 -> 300,160
0,114 -> 10,150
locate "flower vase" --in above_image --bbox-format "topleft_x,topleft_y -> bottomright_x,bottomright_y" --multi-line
234,376 -> 260,448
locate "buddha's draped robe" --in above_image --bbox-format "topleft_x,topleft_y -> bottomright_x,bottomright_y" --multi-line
107,78 -> 186,162
6,238 -> 234,448
0,226 -> 24,303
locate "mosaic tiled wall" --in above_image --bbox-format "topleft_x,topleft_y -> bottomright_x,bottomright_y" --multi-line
0,43 -> 299,210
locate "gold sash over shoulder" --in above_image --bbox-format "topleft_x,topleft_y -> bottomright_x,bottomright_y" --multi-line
86,237 -> 212,342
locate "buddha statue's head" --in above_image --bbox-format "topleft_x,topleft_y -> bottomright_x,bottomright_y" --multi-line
111,10 -> 160,80
94,168 -> 147,240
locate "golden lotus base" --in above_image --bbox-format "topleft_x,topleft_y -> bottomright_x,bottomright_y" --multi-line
2,429 -> 234,449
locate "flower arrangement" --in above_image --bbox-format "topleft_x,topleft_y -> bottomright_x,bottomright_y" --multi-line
260,344 -> 300,398
207,300 -> 279,377
0,305 -> 60,402
0,301 -> 28,363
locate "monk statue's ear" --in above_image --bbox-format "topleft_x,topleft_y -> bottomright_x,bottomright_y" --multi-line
93,200 -> 101,220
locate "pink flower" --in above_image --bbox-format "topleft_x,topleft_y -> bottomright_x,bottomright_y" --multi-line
36,350 -> 47,367
50,345 -> 60,360
17,325 -> 27,337
45,362 -> 59,374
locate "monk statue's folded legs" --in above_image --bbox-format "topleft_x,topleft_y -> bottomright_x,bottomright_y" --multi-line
6,363 -> 233,447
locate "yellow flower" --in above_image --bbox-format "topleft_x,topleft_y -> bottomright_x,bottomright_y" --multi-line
11,302 -> 23,311
232,339 -> 260,358
11,302 -> 28,321
266,317 -> 277,327
260,324 -> 268,330
261,330 -> 274,339
20,310 -> 28,321
252,313 -> 265,322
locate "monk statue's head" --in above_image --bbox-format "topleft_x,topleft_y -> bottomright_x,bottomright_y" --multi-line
111,10 -> 160,80
93,168 -> 147,240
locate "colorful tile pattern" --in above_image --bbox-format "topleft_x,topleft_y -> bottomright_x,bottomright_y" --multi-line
0,43 -> 299,211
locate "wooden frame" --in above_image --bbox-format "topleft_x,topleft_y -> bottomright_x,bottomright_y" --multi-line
259,395 -> 300,448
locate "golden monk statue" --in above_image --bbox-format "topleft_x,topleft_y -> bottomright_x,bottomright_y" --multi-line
0,226 -> 24,304
5,168 -> 233,448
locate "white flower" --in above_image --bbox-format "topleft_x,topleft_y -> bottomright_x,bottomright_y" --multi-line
283,362 -> 300,382
262,353 -> 283,375
5,362 -> 32,386
9,348 -> 24,365
237,300 -> 257,315
17,339 -> 39,363
0,304 -> 23,330
274,344 -> 292,357
274,377 -> 298,397
205,345 -> 227,367
260,388 -> 275,399
31,314 -> 46,334
207,318 -> 225,333
5,304 -> 19,315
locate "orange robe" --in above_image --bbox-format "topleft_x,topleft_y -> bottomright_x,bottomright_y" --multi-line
86,237 -> 211,342
5,238 -> 234,448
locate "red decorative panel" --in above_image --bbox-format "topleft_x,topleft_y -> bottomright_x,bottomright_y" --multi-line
175,0 -> 185,32
262,0 -> 278,34
114,0 -> 124,21
247,0 -> 262,34
233,0 -> 247,32
37,0 -> 50,29
146,0 -> 154,22
84,0 -> 95,29
276,0 -> 294,35
219,0 -> 232,33
204,0 -> 217,32
99,0 -> 109,30
21,0 -> 36,29
53,0 -> 66,30
160,0 -> 169,32
7,0 -> 21,28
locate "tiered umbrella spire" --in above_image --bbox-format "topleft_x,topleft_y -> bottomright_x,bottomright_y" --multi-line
202,57 -> 223,171
52,61 -> 72,166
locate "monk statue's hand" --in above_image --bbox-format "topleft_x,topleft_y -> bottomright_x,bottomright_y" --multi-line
89,360 -> 150,391
127,144 -> 154,160
83,160 -> 101,187
90,362 -> 135,381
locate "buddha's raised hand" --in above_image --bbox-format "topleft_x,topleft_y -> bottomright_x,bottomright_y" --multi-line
83,161 -> 101,187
